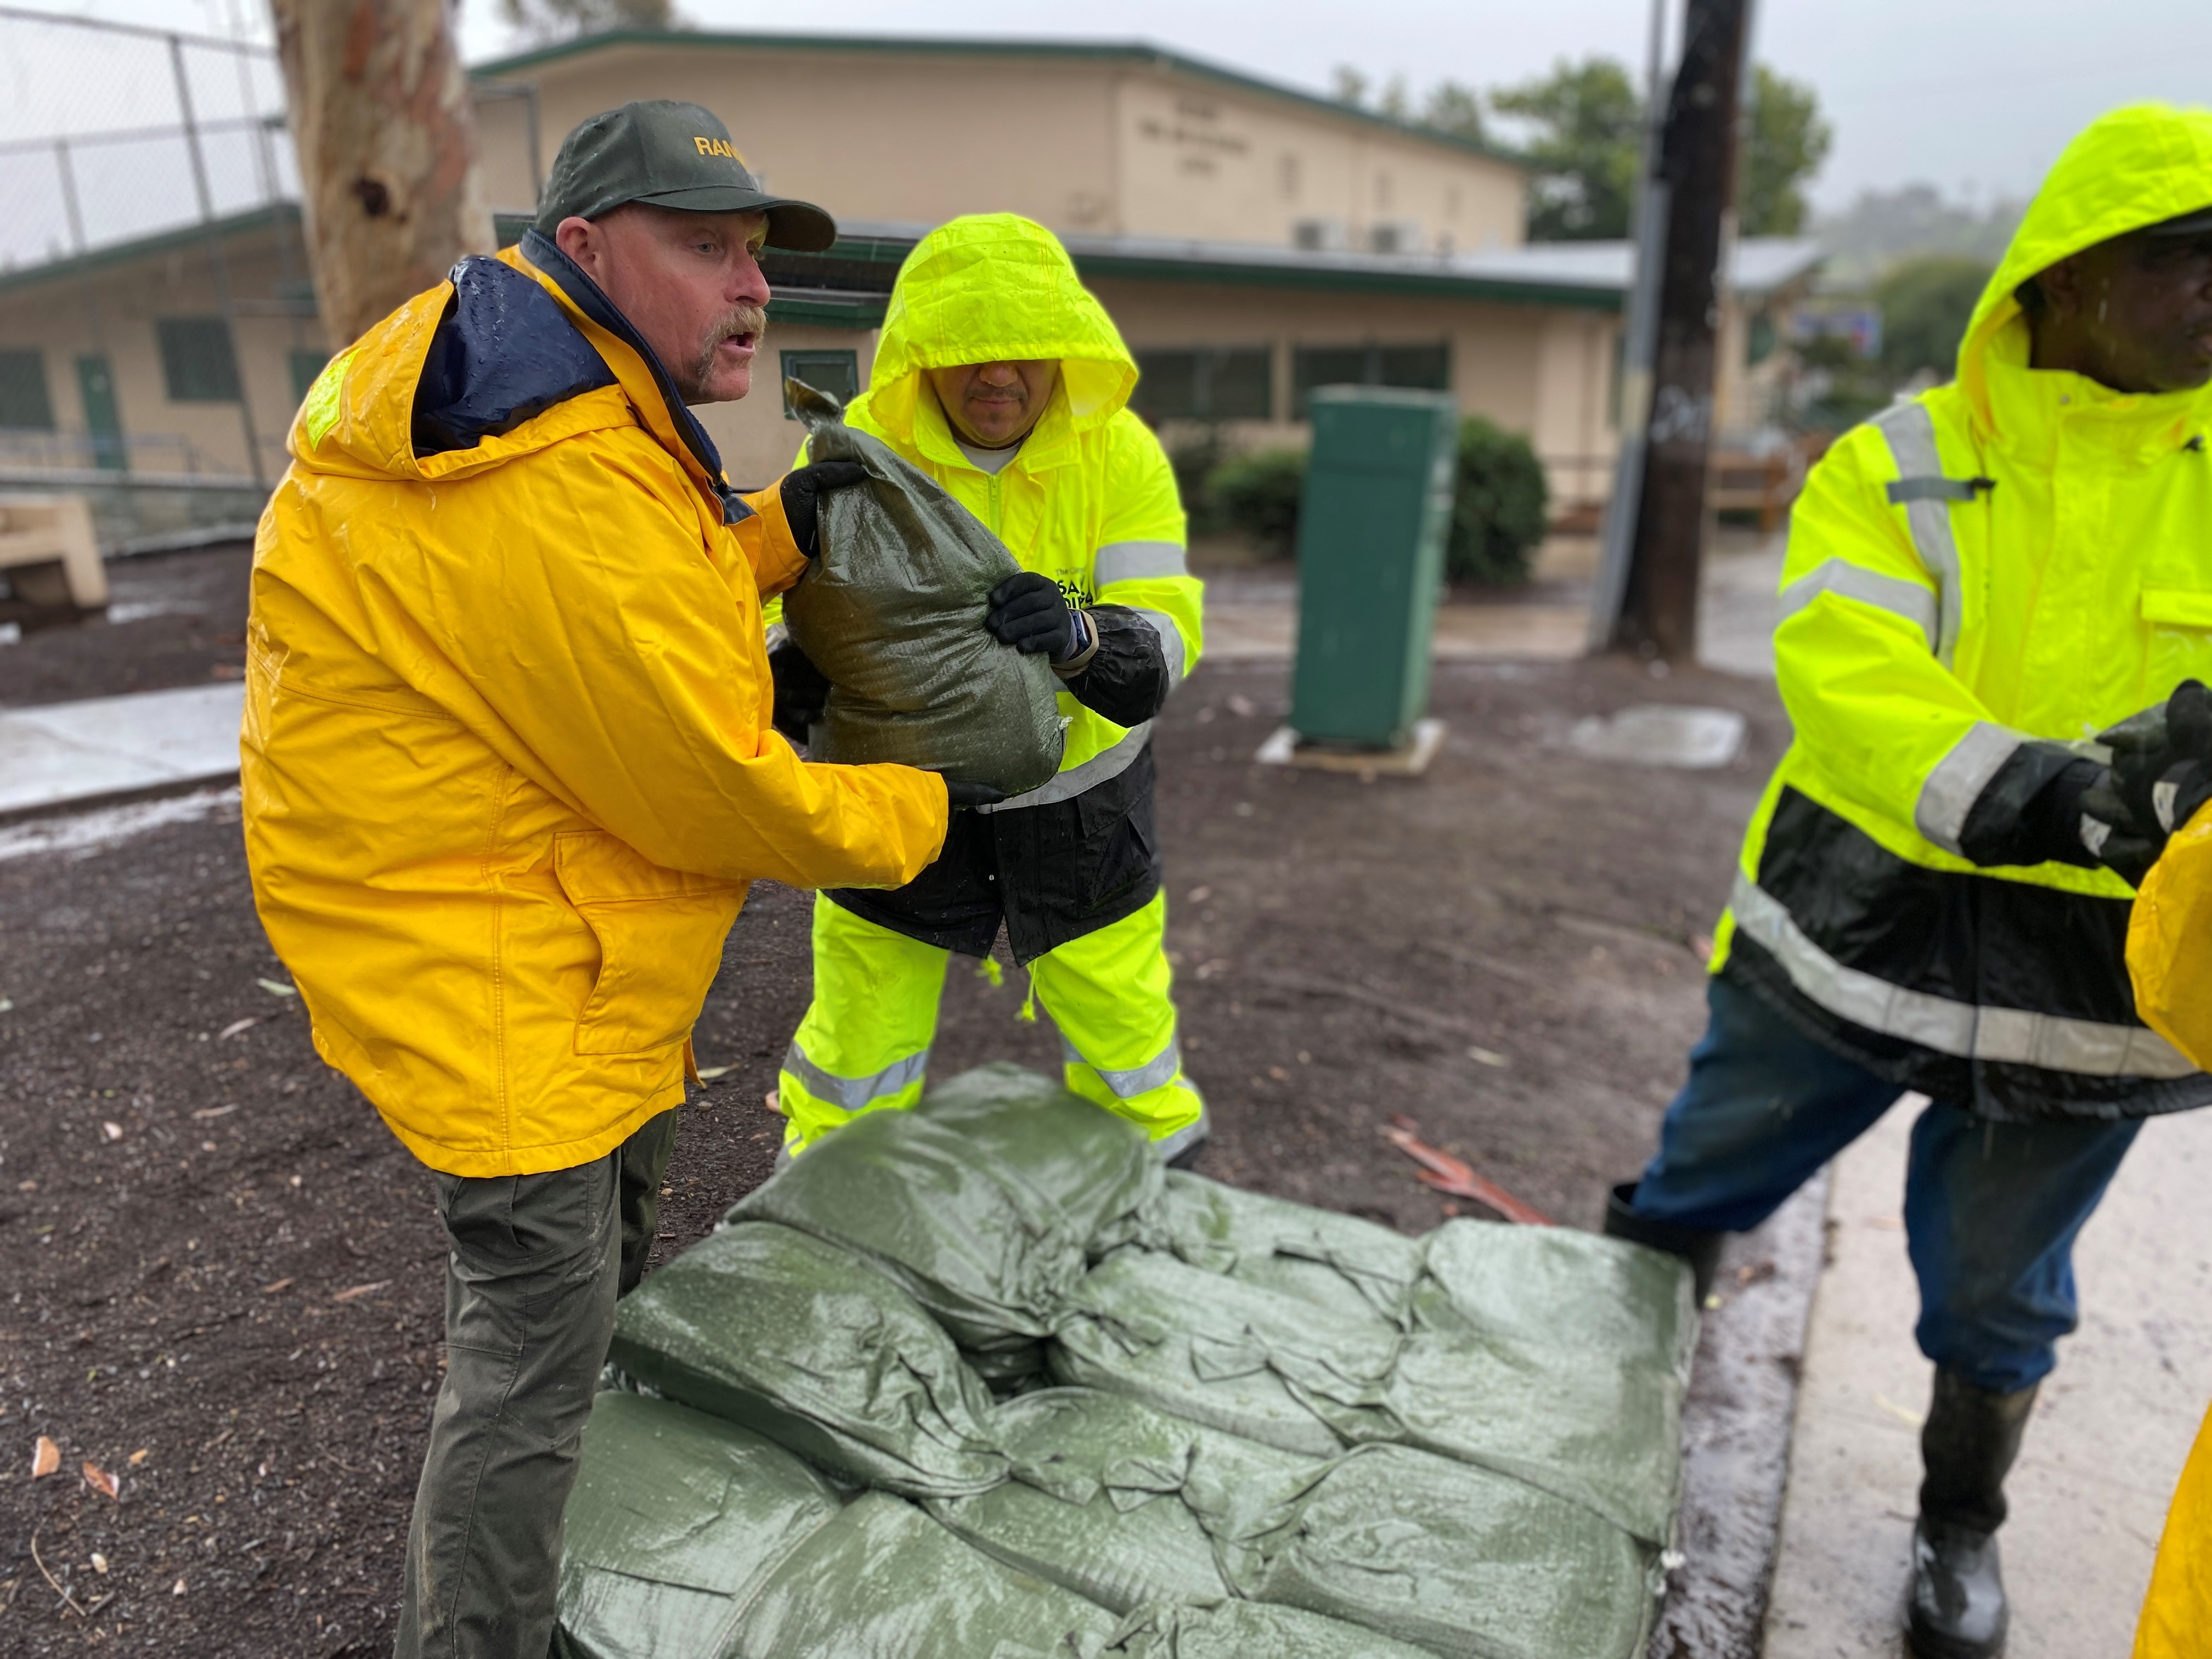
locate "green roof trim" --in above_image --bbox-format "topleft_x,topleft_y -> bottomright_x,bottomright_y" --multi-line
766,291 -> 888,329
0,202 -> 301,299
1070,248 -> 1622,312
469,31 -> 1525,168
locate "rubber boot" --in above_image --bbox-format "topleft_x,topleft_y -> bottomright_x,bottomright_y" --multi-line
1602,1181 -> 1725,1301
1906,1369 -> 2040,1659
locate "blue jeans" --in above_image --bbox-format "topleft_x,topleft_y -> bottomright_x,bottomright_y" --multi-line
1633,975 -> 2141,1393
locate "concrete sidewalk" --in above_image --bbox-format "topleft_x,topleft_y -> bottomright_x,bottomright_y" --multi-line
0,681 -> 243,817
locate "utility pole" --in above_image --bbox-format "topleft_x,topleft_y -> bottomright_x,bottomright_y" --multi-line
268,0 -> 493,348
1605,0 -> 1756,661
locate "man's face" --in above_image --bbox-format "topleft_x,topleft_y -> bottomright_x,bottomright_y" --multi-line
927,360 -> 1062,448
553,205 -> 770,403
2034,224 -> 2212,395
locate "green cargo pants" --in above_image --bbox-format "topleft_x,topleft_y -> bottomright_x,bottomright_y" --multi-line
394,1109 -> 678,1659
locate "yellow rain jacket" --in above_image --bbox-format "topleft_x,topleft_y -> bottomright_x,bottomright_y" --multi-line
2136,1401 -> 2212,1657
791,213 -> 1201,800
1712,103 -> 2212,1119
242,233 -> 949,1177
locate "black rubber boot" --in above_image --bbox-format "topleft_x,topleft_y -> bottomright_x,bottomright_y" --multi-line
1906,1369 -> 2040,1659
1601,1181 -> 1725,1301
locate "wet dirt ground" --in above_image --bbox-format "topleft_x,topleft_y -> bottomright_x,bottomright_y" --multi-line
1,544 -> 1802,1655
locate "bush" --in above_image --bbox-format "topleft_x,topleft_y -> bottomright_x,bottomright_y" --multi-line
1209,447 -> 1308,559
1161,424 -> 1231,535
1876,254 -> 1994,382
1205,418 -> 1551,583
1446,417 -> 1549,586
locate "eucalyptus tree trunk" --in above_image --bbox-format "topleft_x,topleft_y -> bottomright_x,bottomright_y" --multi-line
270,0 -> 494,346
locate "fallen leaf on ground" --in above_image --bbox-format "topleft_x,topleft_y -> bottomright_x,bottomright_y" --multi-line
762,1091 -> 785,1117
257,978 -> 297,998
172,1578 -> 187,1596
1875,1392 -> 1926,1429
1465,1045 -> 1509,1068
191,1104 -> 238,1120
260,1279 -> 294,1296
0,997 -> 12,1013
1379,1122 -> 1556,1227
693,1064 -> 732,1081
32,1435 -> 60,1478
127,1448 -> 149,1466
100,1120 -> 123,1141
82,1460 -> 119,1499
332,1280 -> 391,1304
90,1552 -> 108,1573
217,1018 -> 258,1041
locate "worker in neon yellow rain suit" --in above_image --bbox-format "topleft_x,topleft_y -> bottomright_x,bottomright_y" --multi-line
769,214 -> 1208,1162
1599,104 -> 2212,1659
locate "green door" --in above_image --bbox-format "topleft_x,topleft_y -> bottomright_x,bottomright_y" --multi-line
1289,388 -> 1459,749
76,354 -> 125,472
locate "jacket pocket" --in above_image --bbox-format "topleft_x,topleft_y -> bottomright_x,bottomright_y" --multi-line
552,831 -> 740,1057
1073,748 -> 1160,916
2142,588 -> 2212,629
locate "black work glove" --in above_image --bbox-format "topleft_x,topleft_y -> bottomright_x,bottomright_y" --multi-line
768,639 -> 831,748
2071,768 -> 2162,887
779,460 -> 868,558
2103,679 -> 2212,878
985,571 -> 1085,662
943,778 -> 1006,810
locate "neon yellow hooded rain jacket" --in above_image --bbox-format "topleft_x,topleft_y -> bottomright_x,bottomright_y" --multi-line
793,213 -> 1201,800
242,236 -> 949,1177
1712,103 -> 2212,1119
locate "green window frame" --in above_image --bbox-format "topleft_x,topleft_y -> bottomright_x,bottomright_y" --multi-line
1131,347 -> 1274,422
0,348 -> 55,430
157,317 -> 242,404
781,348 -> 860,419
1290,341 -> 1451,417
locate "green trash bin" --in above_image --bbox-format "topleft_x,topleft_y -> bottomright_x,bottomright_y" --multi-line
1288,388 -> 1459,751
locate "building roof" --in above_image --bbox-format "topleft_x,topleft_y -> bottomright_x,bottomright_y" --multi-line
0,202 -> 302,298
467,30 -> 1525,170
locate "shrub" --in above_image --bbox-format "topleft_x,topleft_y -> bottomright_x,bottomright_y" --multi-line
1208,447 -> 1308,560
1160,424 -> 1231,535
1446,417 -> 1549,586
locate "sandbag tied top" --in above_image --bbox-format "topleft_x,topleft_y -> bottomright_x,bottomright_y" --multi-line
1104,1600 -> 1443,1659
729,1491 -> 1120,1659
551,1393 -> 844,1659
608,1221 -> 1009,1499
782,379 -> 1068,795
732,1063 -> 1159,1357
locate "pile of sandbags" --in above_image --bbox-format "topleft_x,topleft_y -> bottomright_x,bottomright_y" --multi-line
557,1064 -> 1696,1659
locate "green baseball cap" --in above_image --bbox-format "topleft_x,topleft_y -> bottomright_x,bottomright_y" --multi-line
532,99 -> 836,251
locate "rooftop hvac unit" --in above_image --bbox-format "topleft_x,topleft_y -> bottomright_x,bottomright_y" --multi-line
1368,219 -> 1425,255
1291,217 -> 1347,252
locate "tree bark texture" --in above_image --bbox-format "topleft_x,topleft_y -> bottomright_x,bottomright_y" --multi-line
1612,0 -> 1756,661
271,0 -> 494,347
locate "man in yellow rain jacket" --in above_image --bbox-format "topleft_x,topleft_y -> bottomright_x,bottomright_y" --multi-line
242,102 -> 953,1657
768,215 -> 1208,1161
1599,105 -> 2212,1659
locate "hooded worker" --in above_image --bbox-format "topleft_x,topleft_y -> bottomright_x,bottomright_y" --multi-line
1600,104 -> 2212,1659
242,101 -> 955,1658
768,214 -> 1208,1162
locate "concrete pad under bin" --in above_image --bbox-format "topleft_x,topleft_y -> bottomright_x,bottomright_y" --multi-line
0,682 -> 244,818
1569,704 -> 1747,770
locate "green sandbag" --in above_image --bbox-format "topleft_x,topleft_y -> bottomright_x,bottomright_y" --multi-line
550,1393 -> 843,1659
1101,1172 -> 1423,1326
608,1220 -> 1009,1498
732,1064 -> 1160,1359
1103,1600 -> 1441,1658
1411,1219 -> 1697,1380
730,1491 -> 1120,1659
1051,1248 -> 1680,1543
1216,1444 -> 1657,1659
783,381 -> 1066,795
928,1388 -> 1307,1612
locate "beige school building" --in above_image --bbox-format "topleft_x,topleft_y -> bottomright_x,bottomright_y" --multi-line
0,32 -> 1819,536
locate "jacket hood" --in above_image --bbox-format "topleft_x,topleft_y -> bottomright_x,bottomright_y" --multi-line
289,234 -> 751,520
854,214 -> 1138,446
1958,103 -> 2212,430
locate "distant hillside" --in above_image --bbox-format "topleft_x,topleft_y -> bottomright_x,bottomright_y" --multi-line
1813,184 -> 2022,290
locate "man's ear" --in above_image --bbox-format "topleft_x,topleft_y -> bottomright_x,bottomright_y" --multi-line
554,215 -> 605,280
2036,253 -> 2084,320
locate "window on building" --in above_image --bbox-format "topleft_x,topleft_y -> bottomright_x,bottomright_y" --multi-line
1131,347 -> 1274,422
0,349 -> 55,430
1291,341 -> 1451,416
157,317 -> 242,403
289,349 -> 330,405
780,348 -> 859,419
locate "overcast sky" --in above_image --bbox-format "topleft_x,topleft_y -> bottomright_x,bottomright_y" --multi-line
38,0 -> 2212,213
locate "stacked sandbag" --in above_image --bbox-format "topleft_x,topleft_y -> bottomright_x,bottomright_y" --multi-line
1103,1599 -> 1441,1658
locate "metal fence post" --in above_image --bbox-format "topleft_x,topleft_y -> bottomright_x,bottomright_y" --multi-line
170,31 -> 268,489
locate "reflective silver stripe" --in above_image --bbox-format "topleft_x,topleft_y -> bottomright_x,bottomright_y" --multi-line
1093,540 -> 1188,586
975,723 -> 1152,813
1062,1032 -> 1185,1098
764,620 -> 789,653
1778,558 -> 1939,650
780,1039 -> 928,1111
1915,721 -> 2024,856
1731,872 -> 2197,1078
1129,606 -> 1189,681
1871,401 -> 1969,666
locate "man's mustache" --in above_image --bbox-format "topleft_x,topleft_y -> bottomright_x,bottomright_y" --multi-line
693,304 -> 768,382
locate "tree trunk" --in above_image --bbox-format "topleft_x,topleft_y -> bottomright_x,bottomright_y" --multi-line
270,0 -> 494,348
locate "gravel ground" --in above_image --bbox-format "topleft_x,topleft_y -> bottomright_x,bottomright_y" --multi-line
0,546 -> 1794,1654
